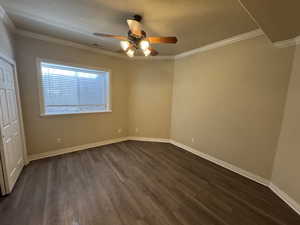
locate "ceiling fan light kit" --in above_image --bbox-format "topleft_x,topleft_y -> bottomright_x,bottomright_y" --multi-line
140,40 -> 150,51
120,40 -> 130,51
143,48 -> 151,57
126,48 -> 135,58
120,37 -> 151,57
94,15 -> 178,58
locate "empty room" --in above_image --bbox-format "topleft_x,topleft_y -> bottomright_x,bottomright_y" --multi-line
0,0 -> 300,224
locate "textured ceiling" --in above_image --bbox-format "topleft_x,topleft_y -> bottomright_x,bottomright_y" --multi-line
0,0 -> 258,55
240,0 -> 300,42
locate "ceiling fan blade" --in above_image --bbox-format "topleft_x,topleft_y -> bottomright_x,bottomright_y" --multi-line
127,19 -> 142,36
147,36 -> 178,44
93,33 -> 127,40
149,47 -> 159,56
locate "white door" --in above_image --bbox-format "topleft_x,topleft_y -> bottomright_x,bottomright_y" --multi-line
0,58 -> 24,194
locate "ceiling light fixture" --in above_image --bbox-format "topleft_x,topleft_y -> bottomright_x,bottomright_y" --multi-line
126,48 -> 135,58
143,48 -> 151,57
120,40 -> 130,51
95,15 -> 177,58
120,39 -> 151,57
139,40 -> 150,51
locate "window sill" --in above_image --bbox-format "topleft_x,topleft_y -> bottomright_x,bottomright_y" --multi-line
40,110 -> 112,117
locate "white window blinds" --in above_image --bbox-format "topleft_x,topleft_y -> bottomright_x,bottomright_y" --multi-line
39,62 -> 110,115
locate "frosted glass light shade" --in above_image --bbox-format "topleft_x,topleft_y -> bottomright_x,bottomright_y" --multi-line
120,40 -> 130,51
140,40 -> 150,51
126,49 -> 135,57
143,48 -> 151,57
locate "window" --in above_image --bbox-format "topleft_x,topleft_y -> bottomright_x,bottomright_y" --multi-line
38,60 -> 111,116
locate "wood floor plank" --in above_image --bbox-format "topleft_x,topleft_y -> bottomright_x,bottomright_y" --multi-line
0,140 -> 299,225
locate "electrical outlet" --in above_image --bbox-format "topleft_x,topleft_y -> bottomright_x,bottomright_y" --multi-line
57,138 -> 62,143
191,138 -> 195,143
118,128 -> 122,133
135,128 -> 139,133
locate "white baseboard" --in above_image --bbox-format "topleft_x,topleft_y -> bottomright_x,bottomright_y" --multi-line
269,183 -> 300,215
28,137 -> 127,161
169,140 -> 300,215
127,136 -> 170,143
169,140 -> 270,187
26,136 -> 299,215
28,136 -> 169,161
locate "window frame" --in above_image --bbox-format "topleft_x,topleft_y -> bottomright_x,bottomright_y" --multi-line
36,58 -> 112,116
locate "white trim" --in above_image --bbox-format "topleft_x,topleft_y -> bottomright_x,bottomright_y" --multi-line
15,29 -> 269,61
269,183 -> 300,215
169,139 -> 300,215
16,29 -> 129,59
1,6 -> 265,59
0,52 -> 28,195
175,29 -> 264,59
6,7 -> 168,62
274,35 -> 300,48
0,52 -> 14,65
25,136 -> 300,215
12,61 -> 28,165
0,5 -> 5,19
0,53 -> 28,165
35,57 -> 112,116
0,5 -> 16,31
169,140 -> 270,186
28,136 -> 268,186
127,136 -> 170,143
5,7 -> 89,37
28,137 -> 128,161
28,137 -> 170,162
7,16 -> 300,57
15,30 -> 174,60
39,110 -> 112,117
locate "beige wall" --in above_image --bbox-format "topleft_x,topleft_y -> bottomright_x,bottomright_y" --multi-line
15,35 -> 174,155
171,35 -> 295,179
0,17 -> 14,59
14,32 -> 300,206
128,60 -> 174,138
15,36 -> 130,155
271,44 -> 300,204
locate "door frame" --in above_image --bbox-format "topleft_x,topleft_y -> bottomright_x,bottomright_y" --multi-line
0,52 -> 28,195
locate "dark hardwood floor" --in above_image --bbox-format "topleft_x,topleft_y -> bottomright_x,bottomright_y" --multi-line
0,140 -> 299,225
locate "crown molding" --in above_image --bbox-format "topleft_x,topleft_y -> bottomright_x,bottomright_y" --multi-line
15,29 -> 175,60
6,7 -> 174,60
3,5 -> 300,59
273,35 -> 300,48
16,29 -> 266,61
5,5 -> 266,61
175,29 -> 264,59
14,27 -> 300,61
0,5 -> 16,31
5,7 -> 96,40
16,29 -> 129,59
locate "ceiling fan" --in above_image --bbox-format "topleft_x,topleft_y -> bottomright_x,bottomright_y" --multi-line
94,15 -> 178,57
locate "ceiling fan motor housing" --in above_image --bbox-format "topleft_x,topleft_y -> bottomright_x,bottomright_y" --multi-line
133,14 -> 142,22
128,30 -> 147,49
93,13 -> 177,56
